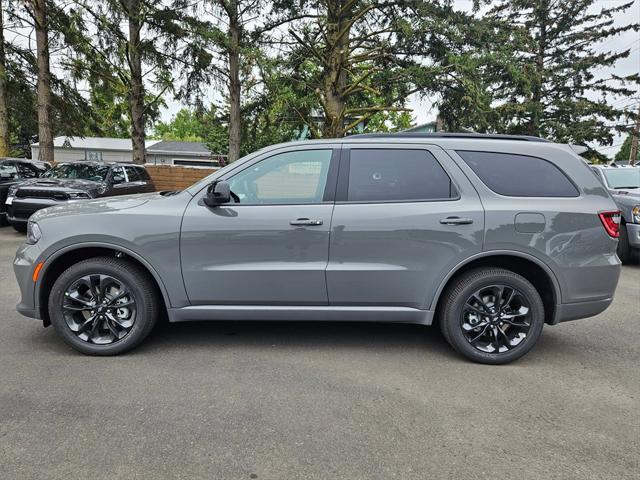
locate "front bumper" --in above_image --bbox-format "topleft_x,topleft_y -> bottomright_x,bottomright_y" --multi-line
626,223 -> 640,249
13,241 -> 43,320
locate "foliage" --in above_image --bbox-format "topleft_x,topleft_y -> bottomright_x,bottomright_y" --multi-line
615,133 -> 640,162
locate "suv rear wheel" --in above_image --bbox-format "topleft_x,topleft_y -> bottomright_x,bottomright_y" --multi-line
439,268 -> 545,364
48,257 -> 159,355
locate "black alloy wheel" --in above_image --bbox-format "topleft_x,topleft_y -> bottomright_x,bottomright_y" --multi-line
439,267 -> 545,364
48,257 -> 159,355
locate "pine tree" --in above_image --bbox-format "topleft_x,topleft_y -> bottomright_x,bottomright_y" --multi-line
449,0 -> 640,145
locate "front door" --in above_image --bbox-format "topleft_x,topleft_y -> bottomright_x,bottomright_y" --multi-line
181,147 -> 339,305
327,144 -> 485,310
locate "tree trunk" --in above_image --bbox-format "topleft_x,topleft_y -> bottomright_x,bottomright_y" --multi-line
227,0 -> 241,162
629,106 -> 639,166
127,0 -> 146,164
527,0 -> 550,138
321,3 -> 349,138
0,0 -> 10,157
33,0 -> 53,162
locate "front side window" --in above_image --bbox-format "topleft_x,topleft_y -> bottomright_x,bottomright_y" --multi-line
228,150 -> 333,204
17,163 -> 39,178
602,168 -> 640,190
347,149 -> 455,202
458,151 -> 579,197
44,163 -> 110,182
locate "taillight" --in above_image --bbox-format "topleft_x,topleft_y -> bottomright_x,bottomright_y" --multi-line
598,210 -> 621,238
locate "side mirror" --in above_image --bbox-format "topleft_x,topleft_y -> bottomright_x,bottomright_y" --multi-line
204,181 -> 231,207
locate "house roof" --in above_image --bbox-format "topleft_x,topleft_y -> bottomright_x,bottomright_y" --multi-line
31,136 -> 160,151
147,140 -> 211,156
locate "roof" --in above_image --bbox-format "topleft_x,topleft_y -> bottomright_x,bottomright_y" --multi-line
348,132 -> 551,143
147,140 -> 211,156
31,136 -> 160,151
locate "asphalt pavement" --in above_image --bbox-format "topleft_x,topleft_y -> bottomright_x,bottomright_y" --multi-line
0,225 -> 638,480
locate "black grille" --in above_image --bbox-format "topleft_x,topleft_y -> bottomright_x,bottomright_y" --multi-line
16,189 -> 68,200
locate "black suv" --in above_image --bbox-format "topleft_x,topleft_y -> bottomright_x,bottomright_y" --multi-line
1,159 -> 50,226
6,162 -> 155,231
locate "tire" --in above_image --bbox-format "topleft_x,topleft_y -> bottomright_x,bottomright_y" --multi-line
617,223 -> 632,265
48,256 -> 159,355
12,223 -> 27,233
439,268 -> 545,365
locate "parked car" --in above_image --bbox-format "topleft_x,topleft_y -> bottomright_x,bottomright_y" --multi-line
0,159 -> 50,226
590,164 -> 639,264
6,161 -> 154,232
14,133 -> 621,363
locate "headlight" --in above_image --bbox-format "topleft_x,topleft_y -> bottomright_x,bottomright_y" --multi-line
26,221 -> 42,245
67,191 -> 90,199
633,205 -> 640,224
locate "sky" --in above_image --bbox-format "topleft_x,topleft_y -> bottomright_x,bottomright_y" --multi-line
161,0 -> 640,156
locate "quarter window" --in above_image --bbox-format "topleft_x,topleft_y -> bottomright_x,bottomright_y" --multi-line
458,151 -> 579,197
347,149 -> 455,202
124,166 -> 141,182
228,149 -> 333,204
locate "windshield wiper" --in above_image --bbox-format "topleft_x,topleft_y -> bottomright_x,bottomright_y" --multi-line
614,186 -> 639,189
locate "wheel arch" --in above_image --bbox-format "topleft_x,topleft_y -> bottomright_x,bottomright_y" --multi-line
37,243 -> 171,326
430,251 -> 561,325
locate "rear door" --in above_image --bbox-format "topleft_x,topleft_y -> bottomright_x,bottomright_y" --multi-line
327,143 -> 484,310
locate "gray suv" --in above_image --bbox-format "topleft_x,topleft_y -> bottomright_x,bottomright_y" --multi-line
590,165 -> 639,263
13,134 -> 622,364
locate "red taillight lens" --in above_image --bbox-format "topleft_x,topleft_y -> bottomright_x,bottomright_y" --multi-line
598,210 -> 621,238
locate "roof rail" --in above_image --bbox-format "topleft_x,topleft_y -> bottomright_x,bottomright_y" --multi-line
347,132 -> 552,143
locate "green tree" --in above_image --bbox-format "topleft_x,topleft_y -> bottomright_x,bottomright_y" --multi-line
272,0 -> 446,138
615,133 -> 640,163
440,0 -> 640,145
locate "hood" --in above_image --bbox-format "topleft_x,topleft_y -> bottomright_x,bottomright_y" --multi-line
31,191 -> 164,223
610,189 -> 640,201
15,177 -> 106,194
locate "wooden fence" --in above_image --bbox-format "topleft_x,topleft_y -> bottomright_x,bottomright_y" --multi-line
145,165 -> 217,191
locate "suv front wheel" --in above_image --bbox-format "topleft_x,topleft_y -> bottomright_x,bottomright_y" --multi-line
48,257 -> 159,355
439,268 -> 545,365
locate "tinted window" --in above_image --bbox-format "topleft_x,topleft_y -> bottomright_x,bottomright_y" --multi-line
44,163 -> 110,181
137,167 -> 151,181
111,166 -> 126,184
228,149 -> 332,204
458,151 -> 579,197
17,163 -> 39,178
124,166 -> 141,182
347,149 -> 454,202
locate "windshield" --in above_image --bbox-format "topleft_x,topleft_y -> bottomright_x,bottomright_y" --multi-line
603,168 -> 640,189
44,163 -> 109,182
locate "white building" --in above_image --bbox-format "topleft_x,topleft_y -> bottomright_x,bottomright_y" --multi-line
31,137 -> 224,167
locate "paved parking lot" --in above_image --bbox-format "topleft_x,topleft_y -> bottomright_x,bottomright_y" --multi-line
0,225 -> 638,480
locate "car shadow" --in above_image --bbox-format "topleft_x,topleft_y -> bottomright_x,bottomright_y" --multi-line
136,319 -> 459,358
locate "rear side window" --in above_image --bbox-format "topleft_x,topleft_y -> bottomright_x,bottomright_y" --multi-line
136,167 -> 151,181
347,149 -> 455,202
124,166 -> 141,182
458,151 -> 579,197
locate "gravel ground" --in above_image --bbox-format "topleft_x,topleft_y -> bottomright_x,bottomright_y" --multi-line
0,225 -> 638,480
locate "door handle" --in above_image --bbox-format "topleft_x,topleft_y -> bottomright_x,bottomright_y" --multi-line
440,216 -> 473,225
290,218 -> 323,226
